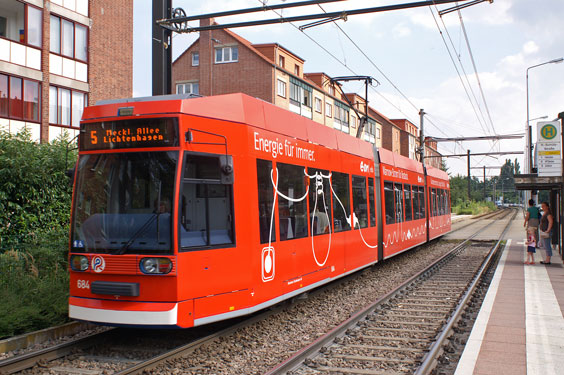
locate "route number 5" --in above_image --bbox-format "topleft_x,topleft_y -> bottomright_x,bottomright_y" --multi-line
90,130 -> 98,144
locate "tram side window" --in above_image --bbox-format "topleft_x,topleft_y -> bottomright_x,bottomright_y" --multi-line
437,189 -> 442,216
384,181 -> 395,224
413,185 -> 420,220
440,189 -> 445,215
394,183 -> 404,223
308,168 -> 332,235
257,159 -> 275,244
447,190 -> 451,213
278,162 -> 308,241
419,186 -> 426,219
441,189 -> 445,215
431,188 -> 437,216
368,177 -> 376,227
352,176 -> 368,229
180,154 -> 234,249
404,184 -> 413,221
332,172 -> 351,232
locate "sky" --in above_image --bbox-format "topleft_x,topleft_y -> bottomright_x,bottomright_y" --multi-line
132,0 -> 564,177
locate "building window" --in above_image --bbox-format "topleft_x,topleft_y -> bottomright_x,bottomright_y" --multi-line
0,1 -> 42,48
290,81 -> 301,105
215,46 -> 238,63
328,85 -> 335,96
294,65 -> 300,76
314,97 -> 322,113
289,78 -> 312,108
277,79 -> 286,98
278,55 -> 285,68
71,91 -> 86,127
351,116 -> 356,128
302,89 -> 311,108
376,127 -> 381,139
191,52 -> 199,66
49,85 -> 87,127
176,82 -> 199,95
325,102 -> 332,117
0,75 -> 7,116
334,103 -> 349,129
50,15 -> 88,62
0,73 -> 40,122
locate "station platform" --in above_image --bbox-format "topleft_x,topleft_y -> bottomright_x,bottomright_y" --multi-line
454,212 -> 564,375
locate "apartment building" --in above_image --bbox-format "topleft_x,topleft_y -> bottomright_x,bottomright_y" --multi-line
172,18 -> 379,143
425,137 -> 442,169
392,119 -> 420,161
0,0 -> 132,143
172,18 -> 441,164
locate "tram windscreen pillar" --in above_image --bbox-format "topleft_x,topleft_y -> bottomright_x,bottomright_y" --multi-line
152,0 -> 172,96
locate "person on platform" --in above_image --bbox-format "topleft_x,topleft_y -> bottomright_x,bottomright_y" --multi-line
539,201 -> 554,265
524,199 -> 540,242
525,228 -> 536,265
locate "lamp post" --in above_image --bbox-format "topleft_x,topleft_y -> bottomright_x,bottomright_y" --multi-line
526,58 -> 564,174
529,115 -> 548,123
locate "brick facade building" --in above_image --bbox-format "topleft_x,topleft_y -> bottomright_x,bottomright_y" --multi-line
0,0 -> 132,143
172,18 -> 442,166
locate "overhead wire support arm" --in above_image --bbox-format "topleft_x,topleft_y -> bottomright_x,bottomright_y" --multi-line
330,76 -> 379,139
157,0 -> 488,33
427,134 -> 524,142
426,151 -> 524,158
161,0 -> 347,24
438,0 -> 493,16
299,13 -> 348,31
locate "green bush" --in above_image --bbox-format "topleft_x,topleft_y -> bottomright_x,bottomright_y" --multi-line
453,200 -> 496,216
0,130 -> 76,248
0,130 -> 76,338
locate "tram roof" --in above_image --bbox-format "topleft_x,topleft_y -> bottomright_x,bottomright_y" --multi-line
85,93 -> 376,159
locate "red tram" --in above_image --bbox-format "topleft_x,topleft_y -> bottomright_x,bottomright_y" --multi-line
68,93 -> 450,328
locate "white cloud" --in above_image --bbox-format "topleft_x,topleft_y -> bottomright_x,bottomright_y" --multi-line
522,41 -> 539,55
392,23 -> 411,38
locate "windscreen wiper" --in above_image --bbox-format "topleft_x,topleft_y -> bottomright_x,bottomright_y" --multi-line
113,213 -> 159,255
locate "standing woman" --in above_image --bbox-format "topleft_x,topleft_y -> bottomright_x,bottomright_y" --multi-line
539,201 -> 554,265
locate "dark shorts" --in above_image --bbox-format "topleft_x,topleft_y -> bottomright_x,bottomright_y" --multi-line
527,246 -> 536,253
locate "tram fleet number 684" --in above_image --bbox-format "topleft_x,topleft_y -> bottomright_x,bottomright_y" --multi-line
68,93 -> 451,328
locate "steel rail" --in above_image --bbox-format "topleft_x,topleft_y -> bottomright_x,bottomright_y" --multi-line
0,329 -> 112,374
113,308 -> 283,375
265,208 -> 515,374
415,208 -> 517,374
449,207 -> 510,234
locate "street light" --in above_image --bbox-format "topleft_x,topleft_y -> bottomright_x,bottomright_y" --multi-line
528,115 -> 548,123
526,57 -> 564,174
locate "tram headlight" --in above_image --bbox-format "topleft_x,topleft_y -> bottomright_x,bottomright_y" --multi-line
70,255 -> 89,271
140,258 -> 172,274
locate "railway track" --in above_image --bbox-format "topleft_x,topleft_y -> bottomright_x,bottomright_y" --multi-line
0,316 -> 260,375
1,210 -> 514,375
449,207 -> 510,234
266,208 -> 516,375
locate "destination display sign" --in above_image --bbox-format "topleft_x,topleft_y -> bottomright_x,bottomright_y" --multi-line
536,121 -> 562,177
80,118 -> 179,151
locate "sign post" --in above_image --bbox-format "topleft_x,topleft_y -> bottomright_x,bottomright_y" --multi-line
536,121 -> 562,177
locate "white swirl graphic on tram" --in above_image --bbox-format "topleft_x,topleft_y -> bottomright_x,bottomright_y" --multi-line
266,168 -> 378,272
